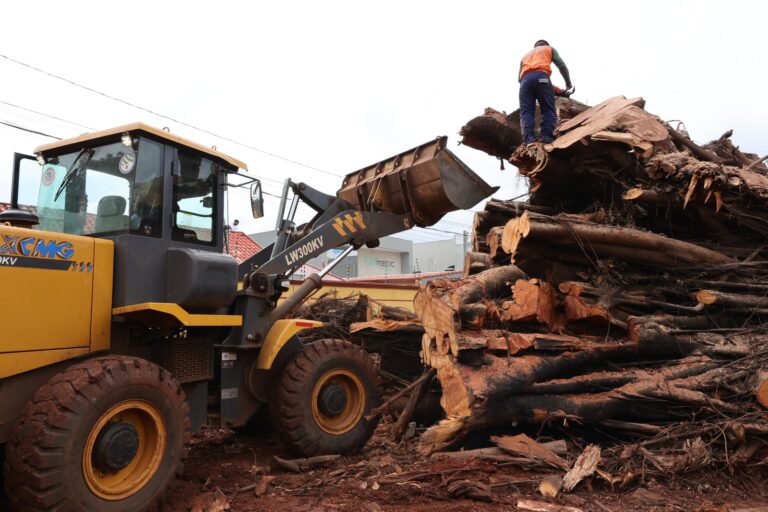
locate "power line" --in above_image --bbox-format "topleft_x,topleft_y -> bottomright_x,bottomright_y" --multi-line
420,226 -> 464,236
0,99 -> 96,131
0,119 -> 61,140
0,53 -> 345,178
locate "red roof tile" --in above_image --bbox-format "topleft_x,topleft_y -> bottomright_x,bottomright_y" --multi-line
227,231 -> 262,264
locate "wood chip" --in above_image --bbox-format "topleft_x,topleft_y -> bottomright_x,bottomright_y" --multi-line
563,444 -> 601,492
189,488 -> 230,512
254,475 -> 275,497
273,454 -> 340,473
492,434 -> 569,470
517,499 -> 583,512
444,479 -> 493,502
539,474 -> 563,497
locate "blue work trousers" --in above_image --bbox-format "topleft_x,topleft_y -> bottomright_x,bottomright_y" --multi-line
519,71 -> 556,143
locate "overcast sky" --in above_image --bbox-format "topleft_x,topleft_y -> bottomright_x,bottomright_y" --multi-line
1,1 -> 766,244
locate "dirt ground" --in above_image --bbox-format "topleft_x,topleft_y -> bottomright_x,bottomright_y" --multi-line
160,421 -> 768,512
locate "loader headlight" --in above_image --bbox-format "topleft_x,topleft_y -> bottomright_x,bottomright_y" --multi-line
36,154 -> 46,166
121,132 -> 133,148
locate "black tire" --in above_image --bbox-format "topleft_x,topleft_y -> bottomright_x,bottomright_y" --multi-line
3,356 -> 190,512
271,339 -> 380,456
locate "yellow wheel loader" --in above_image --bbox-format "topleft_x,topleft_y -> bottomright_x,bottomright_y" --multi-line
0,123 -> 496,511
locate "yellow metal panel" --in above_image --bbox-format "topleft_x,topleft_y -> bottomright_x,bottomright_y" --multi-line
0,226 -> 95,353
112,302 -> 242,327
0,347 -> 91,379
90,239 -> 114,352
256,319 -> 323,369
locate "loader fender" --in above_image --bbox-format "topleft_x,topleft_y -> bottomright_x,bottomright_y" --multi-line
256,319 -> 323,369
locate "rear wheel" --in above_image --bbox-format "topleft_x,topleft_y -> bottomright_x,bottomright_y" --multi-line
271,339 -> 380,456
3,356 -> 190,512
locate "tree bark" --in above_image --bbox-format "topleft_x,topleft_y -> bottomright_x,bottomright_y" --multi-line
502,211 -> 732,266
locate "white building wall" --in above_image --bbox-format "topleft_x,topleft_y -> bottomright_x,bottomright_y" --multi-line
413,235 -> 466,273
357,248 -> 402,277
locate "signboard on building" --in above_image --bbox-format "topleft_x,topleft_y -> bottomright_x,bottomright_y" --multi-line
357,248 -> 402,277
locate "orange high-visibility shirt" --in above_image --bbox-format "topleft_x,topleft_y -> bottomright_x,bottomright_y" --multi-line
519,46 -> 553,80
519,45 -> 570,84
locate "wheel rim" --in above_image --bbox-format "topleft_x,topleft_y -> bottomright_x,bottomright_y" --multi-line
83,400 -> 166,500
311,369 -> 365,435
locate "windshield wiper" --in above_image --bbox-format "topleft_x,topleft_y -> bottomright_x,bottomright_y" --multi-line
54,148 -> 94,202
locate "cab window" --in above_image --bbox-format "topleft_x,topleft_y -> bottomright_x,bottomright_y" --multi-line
33,138 -> 165,238
37,142 -> 133,236
172,148 -> 216,244
129,137 -> 164,237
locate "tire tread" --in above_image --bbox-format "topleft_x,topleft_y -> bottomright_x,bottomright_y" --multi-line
3,356 -> 190,512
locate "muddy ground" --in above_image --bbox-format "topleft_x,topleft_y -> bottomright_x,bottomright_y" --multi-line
161,421 -> 768,512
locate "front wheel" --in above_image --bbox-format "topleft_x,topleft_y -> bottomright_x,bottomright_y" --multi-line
271,339 -> 380,456
3,356 -> 190,512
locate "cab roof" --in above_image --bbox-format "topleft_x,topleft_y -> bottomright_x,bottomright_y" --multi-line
34,122 -> 248,170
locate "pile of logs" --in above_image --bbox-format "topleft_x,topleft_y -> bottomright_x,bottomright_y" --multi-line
358,95 -> 768,473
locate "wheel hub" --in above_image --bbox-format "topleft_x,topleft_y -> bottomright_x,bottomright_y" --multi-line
93,422 -> 140,472
311,368 -> 366,435
317,383 -> 348,417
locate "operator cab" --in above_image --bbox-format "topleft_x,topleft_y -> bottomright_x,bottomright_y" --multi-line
5,123 -> 264,309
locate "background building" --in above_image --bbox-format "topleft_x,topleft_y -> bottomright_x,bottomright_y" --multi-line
412,234 -> 468,274
249,231 -> 413,279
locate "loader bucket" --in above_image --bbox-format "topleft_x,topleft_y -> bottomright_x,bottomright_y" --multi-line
336,136 -> 498,227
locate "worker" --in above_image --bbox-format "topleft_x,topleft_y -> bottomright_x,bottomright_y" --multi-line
518,39 -> 573,144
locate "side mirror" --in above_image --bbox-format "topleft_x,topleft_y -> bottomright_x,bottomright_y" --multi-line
250,180 -> 264,219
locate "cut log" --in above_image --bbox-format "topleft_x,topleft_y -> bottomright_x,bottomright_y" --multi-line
415,265 -> 526,360
501,211 -> 732,266
459,107 -> 522,159
501,278 -> 557,328
695,289 -> 768,308
622,187 -> 675,205
463,251 -> 491,277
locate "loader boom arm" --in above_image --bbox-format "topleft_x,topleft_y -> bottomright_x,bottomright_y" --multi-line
226,136 -> 497,348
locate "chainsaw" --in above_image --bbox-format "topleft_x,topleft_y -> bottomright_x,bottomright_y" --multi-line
553,85 -> 575,98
